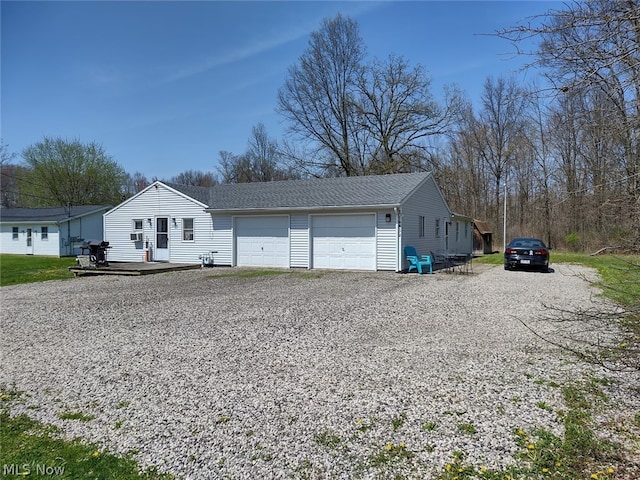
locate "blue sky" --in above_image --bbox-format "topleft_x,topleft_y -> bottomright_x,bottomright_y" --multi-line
2,1 -> 559,180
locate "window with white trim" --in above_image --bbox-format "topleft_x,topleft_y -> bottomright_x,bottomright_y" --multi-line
435,218 -> 440,238
182,218 -> 194,241
41,226 -> 48,240
133,219 -> 143,231
418,216 -> 425,238
12,227 -> 18,240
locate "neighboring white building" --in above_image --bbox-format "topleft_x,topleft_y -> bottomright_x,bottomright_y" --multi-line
103,172 -> 473,272
0,205 -> 111,257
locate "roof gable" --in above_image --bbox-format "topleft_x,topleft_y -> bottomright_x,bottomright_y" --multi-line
104,182 -> 209,216
169,172 -> 432,211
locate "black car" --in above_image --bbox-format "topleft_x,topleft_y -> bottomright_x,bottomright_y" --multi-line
504,237 -> 550,272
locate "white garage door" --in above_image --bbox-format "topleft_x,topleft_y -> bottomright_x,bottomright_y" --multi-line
236,216 -> 289,267
312,214 -> 376,270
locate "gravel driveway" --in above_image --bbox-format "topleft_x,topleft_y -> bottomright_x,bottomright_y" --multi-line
1,264 -> 637,478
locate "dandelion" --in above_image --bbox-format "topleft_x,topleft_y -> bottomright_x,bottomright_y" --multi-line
399,441 -> 406,449
528,444 -> 535,450
480,466 -> 487,472
517,428 -> 525,436
356,417 -> 363,424
608,467 -> 614,474
385,444 -> 393,451
92,450 -> 100,457
590,474 -> 598,479
445,464 -> 452,471
542,468 -> 549,473
555,462 -> 561,467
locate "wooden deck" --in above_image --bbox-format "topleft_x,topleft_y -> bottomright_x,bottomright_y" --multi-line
69,262 -> 201,276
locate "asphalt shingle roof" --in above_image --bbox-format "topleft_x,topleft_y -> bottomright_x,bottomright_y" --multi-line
168,172 -> 431,210
0,205 -> 110,223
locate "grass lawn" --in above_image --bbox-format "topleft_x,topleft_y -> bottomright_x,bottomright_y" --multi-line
1,387 -> 172,479
0,255 -> 77,287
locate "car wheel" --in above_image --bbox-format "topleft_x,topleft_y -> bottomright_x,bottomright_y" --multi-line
504,264 -> 510,270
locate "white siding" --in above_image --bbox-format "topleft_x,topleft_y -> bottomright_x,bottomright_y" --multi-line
36,225 -> 60,256
0,223 -> 59,256
376,210 -> 397,271
211,214 -> 232,266
104,183 -> 213,264
290,214 -> 309,268
400,176 -> 451,270
0,226 -> 23,255
0,210 -> 105,257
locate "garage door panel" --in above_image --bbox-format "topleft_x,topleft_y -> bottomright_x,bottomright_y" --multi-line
236,217 -> 289,267
314,228 -> 371,238
312,214 -> 376,270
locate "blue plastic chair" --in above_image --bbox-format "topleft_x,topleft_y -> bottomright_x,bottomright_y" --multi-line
404,246 -> 433,274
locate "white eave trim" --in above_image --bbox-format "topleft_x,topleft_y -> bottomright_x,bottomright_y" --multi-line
204,204 -> 402,214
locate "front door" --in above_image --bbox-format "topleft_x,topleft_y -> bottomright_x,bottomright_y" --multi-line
155,217 -> 169,262
26,228 -> 33,254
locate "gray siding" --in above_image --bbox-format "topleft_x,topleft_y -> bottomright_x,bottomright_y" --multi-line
290,214 -> 309,268
448,217 -> 474,256
400,176 -> 451,269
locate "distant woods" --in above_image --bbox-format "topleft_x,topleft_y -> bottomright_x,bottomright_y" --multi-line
1,1 -> 639,251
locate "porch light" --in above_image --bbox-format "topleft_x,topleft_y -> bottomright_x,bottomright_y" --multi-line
385,213 -> 391,222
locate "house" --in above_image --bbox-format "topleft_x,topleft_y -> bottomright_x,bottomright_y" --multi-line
0,205 -> 111,257
473,219 -> 494,254
103,172 -> 473,272
450,212 -> 475,258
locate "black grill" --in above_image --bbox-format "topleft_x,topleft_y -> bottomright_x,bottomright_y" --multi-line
79,240 -> 110,267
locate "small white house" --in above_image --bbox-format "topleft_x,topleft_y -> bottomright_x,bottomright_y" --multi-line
0,205 -> 111,257
103,172 -> 473,272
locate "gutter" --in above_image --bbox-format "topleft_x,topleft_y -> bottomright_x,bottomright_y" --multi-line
203,204 -> 402,215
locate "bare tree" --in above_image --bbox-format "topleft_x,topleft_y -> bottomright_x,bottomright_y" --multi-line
498,0 -> 640,248
278,14 -> 366,176
0,141 -> 21,208
169,169 -> 218,187
356,55 -> 461,174
473,77 -> 530,238
217,124 -> 299,183
122,171 -> 150,197
132,171 -> 150,192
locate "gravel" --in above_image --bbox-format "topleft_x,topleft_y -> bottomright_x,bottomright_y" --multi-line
1,264 -> 638,478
